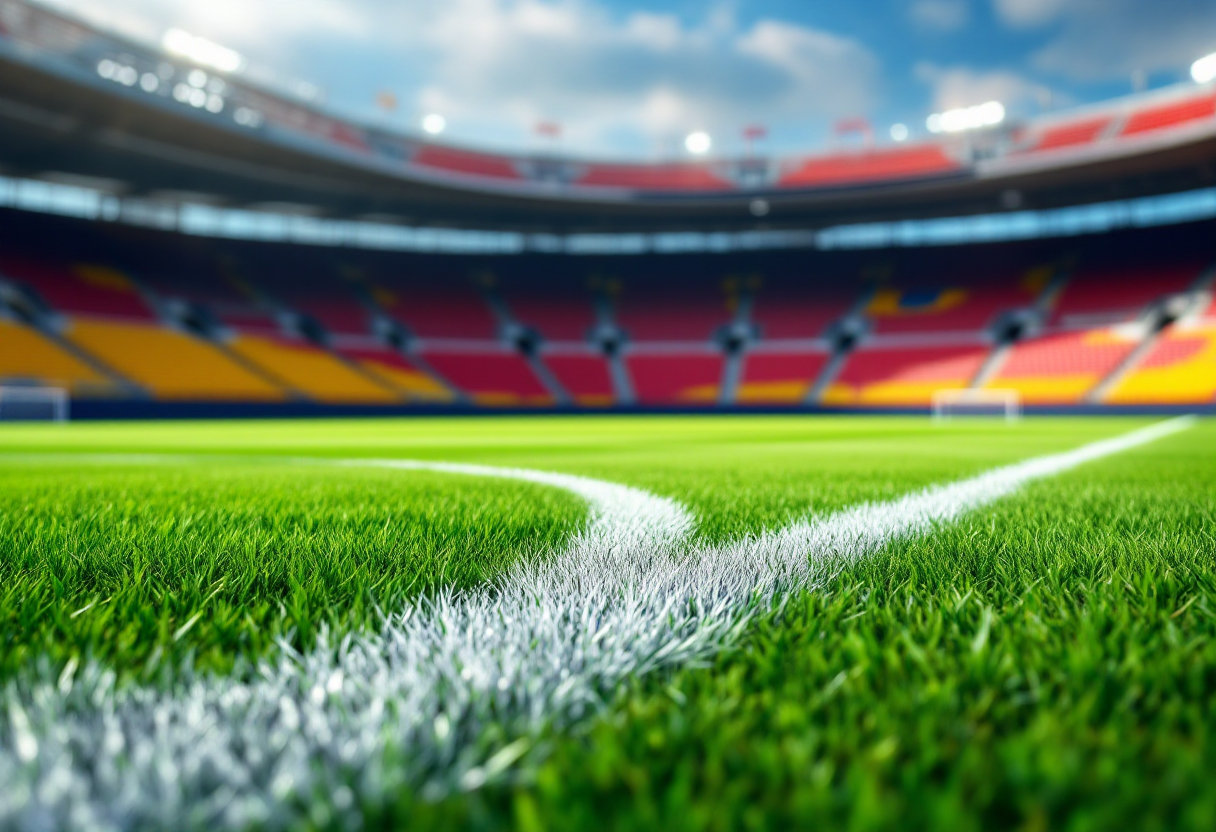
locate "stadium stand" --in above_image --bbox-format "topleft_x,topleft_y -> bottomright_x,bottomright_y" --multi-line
370,269 -> 500,340
1105,298 -> 1216,404
776,145 -> 960,188
736,349 -> 830,404
823,344 -> 991,406
419,347 -> 552,406
613,272 -> 738,342
985,328 -> 1139,404
0,318 -> 107,391
228,334 -> 400,403
625,350 -> 725,405
0,257 -> 155,320
64,319 -> 286,400
1120,92 -> 1216,137
1024,116 -> 1114,153
540,348 -> 616,406
412,145 -> 524,181
331,344 -> 454,402
749,275 -> 858,340
575,164 -> 731,191
499,270 -> 599,342
1,208 -> 1213,412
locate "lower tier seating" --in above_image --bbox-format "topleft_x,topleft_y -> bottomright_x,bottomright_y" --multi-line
1105,323 -> 1216,405
736,351 -> 830,404
67,320 -> 286,400
335,345 -> 453,402
823,345 -> 990,406
986,329 -> 1137,404
229,335 -> 399,403
421,348 -> 552,406
0,319 -> 107,392
541,350 -> 616,407
625,352 -> 724,405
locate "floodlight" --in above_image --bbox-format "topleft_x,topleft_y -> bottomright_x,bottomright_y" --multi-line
162,29 -> 245,74
926,101 -> 1005,134
890,123 -> 909,142
685,131 -> 712,154
422,114 -> 446,135
1193,52 -> 1216,84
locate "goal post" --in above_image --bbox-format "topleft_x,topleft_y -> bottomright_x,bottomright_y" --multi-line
0,386 -> 69,423
932,388 -> 1022,422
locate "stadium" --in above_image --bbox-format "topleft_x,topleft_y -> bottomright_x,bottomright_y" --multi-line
0,0 -> 1215,828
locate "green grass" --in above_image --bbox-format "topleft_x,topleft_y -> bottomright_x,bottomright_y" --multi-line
1,415 -> 1214,830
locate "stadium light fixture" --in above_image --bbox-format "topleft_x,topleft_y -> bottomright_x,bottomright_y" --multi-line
1193,52 -> 1216,84
890,123 -> 909,142
685,131 -> 712,155
926,101 -> 1005,134
422,114 -> 446,135
162,29 -> 245,74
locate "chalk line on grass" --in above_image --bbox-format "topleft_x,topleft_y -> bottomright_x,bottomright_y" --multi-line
0,417 -> 1194,831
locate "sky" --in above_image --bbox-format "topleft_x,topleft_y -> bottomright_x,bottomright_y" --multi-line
44,0 -> 1216,160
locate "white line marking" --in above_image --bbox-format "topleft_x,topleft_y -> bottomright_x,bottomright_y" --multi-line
0,418 -> 1193,831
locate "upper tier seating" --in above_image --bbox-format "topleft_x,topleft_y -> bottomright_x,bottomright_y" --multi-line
1120,93 -> 1216,137
575,164 -> 731,191
867,275 -> 1042,335
0,258 -> 155,320
735,349 -> 830,404
335,345 -> 453,402
625,351 -> 724,405
1025,116 -> 1113,152
540,348 -> 615,406
370,274 -> 499,340
1051,262 -> 1202,327
420,347 -> 552,406
0,319 -> 107,392
229,334 -> 400,403
777,145 -> 960,189
823,344 -> 990,406
614,275 -> 736,342
66,319 -> 285,400
412,145 -> 523,180
500,275 -> 599,342
986,329 -> 1138,404
749,278 -> 857,340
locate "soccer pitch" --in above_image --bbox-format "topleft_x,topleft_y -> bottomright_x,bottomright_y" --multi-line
1,415 -> 1214,830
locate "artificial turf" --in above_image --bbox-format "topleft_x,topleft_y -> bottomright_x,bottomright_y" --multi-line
1,416 -> 1213,830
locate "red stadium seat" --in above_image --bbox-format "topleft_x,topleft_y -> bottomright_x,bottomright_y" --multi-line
542,349 -> 615,406
575,164 -> 731,191
736,350 -> 830,404
0,257 -> 155,320
413,145 -> 523,180
422,348 -> 552,405
625,351 -> 724,405
777,145 -> 960,189
1120,94 -> 1216,137
1025,116 -> 1113,152
824,344 -> 990,406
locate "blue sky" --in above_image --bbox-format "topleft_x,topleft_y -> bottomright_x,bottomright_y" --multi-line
49,0 -> 1216,159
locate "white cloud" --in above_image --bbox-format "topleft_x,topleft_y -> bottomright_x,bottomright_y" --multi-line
992,0 -> 1216,81
915,62 -> 1051,112
991,0 -> 1069,29
909,0 -> 971,32
48,0 -> 881,156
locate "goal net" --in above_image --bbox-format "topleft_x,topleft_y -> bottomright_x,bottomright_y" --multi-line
932,388 -> 1022,422
0,386 -> 69,423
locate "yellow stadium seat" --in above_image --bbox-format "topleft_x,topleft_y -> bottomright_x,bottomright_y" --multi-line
230,335 -> 401,403
1105,323 -> 1216,405
67,320 -> 286,401
355,358 -> 453,402
0,319 -> 106,391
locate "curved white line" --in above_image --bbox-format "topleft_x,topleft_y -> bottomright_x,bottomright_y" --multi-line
0,417 -> 1193,831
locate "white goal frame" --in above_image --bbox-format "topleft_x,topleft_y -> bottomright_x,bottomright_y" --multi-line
932,388 -> 1022,422
0,386 -> 69,423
